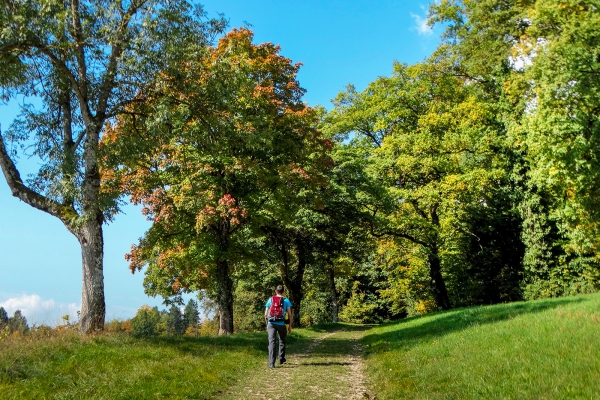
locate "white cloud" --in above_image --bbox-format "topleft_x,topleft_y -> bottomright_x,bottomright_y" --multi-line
411,13 -> 433,36
0,294 -> 79,326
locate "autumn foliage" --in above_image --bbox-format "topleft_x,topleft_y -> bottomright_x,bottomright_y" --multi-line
101,28 -> 331,334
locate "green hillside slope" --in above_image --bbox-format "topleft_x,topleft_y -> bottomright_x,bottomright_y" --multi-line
362,293 -> 600,399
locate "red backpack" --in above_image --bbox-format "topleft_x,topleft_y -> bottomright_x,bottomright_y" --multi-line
268,296 -> 285,322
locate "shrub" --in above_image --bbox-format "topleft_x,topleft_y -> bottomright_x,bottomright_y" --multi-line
130,305 -> 161,338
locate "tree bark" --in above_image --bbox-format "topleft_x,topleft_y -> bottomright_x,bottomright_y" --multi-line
78,121 -> 107,333
77,219 -> 106,332
428,244 -> 452,310
216,258 -> 234,334
329,266 -> 339,323
279,243 -> 297,327
214,222 -> 234,335
285,234 -> 307,328
427,205 -> 452,310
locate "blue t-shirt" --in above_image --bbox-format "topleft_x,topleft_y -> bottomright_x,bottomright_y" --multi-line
265,296 -> 293,326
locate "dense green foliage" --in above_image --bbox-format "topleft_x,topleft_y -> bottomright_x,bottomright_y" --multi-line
98,0 -> 600,329
0,307 -> 29,336
427,0 -> 600,300
2,0 -> 595,334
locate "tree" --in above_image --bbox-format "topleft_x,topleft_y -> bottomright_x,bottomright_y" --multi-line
183,299 -> 200,332
517,1 -> 600,295
0,307 -> 8,330
261,225 -> 315,328
103,28 -> 330,334
167,304 -> 184,336
130,305 -> 161,338
8,310 -> 28,334
326,59 -> 508,310
430,0 -> 600,297
0,0 -> 224,333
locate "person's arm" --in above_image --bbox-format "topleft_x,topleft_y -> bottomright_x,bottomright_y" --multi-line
287,306 -> 293,333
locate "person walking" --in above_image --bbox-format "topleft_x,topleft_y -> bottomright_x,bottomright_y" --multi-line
265,285 -> 293,368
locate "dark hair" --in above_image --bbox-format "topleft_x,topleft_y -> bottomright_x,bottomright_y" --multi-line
275,285 -> 284,294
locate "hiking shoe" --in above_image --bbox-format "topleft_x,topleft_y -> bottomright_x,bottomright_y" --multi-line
268,364 -> 275,369
279,358 -> 286,365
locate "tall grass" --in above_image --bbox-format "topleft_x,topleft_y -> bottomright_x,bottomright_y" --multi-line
362,293 -> 600,399
0,328 -> 265,399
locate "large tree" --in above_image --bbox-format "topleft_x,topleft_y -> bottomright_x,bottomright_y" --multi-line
0,0 -> 223,332
325,60 -> 507,310
430,0 -> 600,297
103,28 -> 330,334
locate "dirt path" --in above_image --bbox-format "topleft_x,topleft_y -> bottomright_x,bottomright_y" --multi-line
220,325 -> 373,400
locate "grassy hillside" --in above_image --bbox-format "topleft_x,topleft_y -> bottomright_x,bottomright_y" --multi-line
362,293 -> 600,399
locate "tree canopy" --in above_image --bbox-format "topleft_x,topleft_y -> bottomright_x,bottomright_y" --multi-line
0,0 -> 224,333
2,0 -> 599,332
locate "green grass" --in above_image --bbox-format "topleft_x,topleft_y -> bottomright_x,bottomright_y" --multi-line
0,331 -> 266,399
362,293 -> 600,399
3,294 -> 600,399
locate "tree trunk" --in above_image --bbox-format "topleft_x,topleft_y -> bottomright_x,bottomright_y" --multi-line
77,218 -> 106,333
428,245 -> 452,310
267,227 -> 309,328
280,256 -> 304,329
78,124 -> 106,333
281,234 -> 308,328
285,283 -> 303,328
329,267 -> 339,323
215,258 -> 234,335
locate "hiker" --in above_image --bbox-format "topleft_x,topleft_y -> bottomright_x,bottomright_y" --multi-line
265,284 -> 293,368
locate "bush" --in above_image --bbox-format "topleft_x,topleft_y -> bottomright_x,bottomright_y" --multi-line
130,305 -> 161,338
105,319 -> 129,333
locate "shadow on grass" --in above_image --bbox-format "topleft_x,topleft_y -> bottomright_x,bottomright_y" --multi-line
362,296 -> 588,355
128,322 -> 372,359
304,323 -> 377,333
135,331 -> 267,356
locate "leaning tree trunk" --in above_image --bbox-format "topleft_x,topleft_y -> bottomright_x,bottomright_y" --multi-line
77,219 -> 106,332
427,244 -> 452,310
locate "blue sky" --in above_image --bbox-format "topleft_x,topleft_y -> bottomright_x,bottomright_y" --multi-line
0,0 -> 440,325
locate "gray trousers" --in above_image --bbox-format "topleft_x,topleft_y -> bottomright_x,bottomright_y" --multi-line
267,323 -> 287,366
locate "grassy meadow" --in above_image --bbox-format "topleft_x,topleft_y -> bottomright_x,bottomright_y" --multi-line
2,293 -> 600,399
0,330 -> 267,399
362,293 -> 600,399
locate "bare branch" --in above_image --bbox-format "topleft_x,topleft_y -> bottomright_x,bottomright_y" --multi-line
70,0 -> 89,106
0,129 -> 79,233
366,209 -> 430,247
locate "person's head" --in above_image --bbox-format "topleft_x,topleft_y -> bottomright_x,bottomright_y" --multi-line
275,285 -> 285,295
